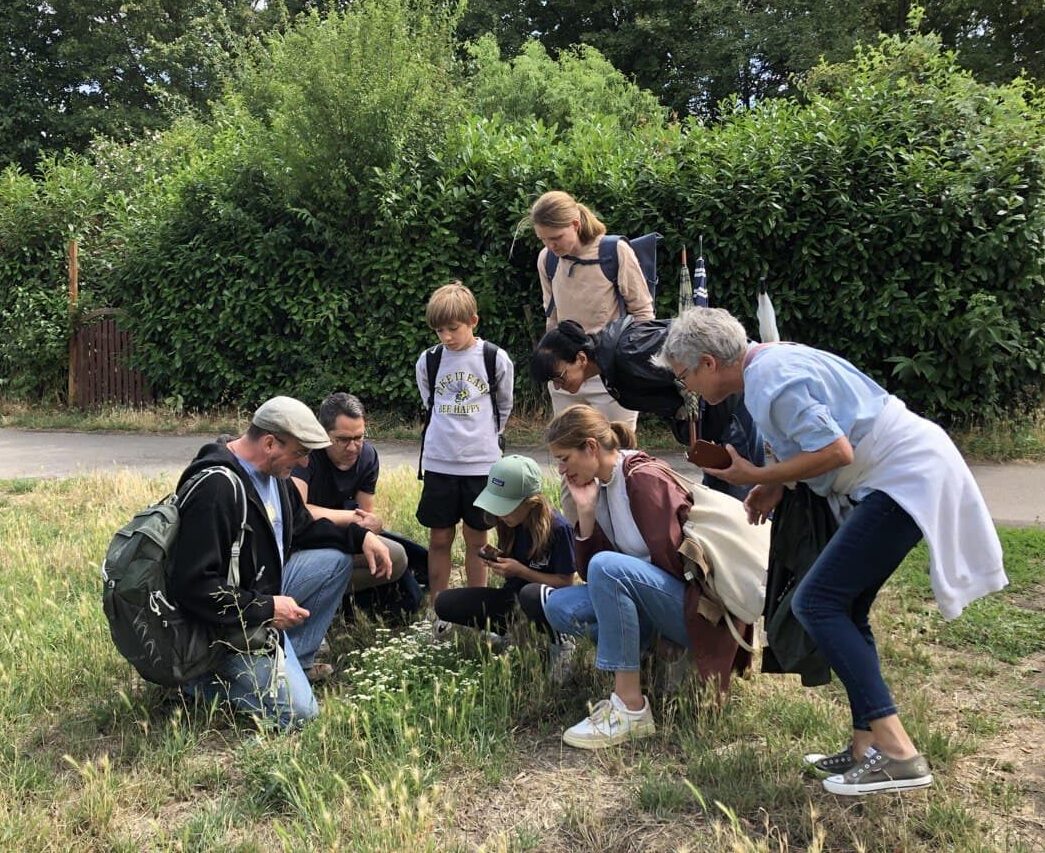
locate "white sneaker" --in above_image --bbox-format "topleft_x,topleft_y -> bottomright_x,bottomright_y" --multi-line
562,692 -> 656,750
432,618 -> 455,640
548,639 -> 576,685
423,607 -> 455,641
482,631 -> 512,653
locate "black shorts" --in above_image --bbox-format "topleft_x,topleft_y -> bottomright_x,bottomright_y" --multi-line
415,471 -> 494,531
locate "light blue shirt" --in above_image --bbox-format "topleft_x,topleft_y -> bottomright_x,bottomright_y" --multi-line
743,343 -> 889,497
235,456 -> 285,565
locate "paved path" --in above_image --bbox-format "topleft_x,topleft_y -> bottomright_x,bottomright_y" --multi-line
0,428 -> 1041,527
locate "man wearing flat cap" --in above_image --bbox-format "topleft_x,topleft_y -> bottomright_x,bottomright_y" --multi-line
168,395 -> 391,729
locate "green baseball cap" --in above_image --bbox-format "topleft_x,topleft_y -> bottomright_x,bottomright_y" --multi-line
474,455 -> 543,517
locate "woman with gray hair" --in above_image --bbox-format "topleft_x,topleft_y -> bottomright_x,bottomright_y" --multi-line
656,307 -> 1006,796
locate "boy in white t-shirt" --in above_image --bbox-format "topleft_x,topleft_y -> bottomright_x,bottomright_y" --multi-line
415,281 -> 514,634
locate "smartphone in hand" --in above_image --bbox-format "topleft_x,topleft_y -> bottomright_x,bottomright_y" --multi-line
477,544 -> 505,562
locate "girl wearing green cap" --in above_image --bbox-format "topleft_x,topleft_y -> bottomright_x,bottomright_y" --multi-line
434,455 -> 576,658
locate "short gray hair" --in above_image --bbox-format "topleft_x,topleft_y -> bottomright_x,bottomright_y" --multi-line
653,307 -> 748,370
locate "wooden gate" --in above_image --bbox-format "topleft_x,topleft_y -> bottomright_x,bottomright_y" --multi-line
71,309 -> 153,407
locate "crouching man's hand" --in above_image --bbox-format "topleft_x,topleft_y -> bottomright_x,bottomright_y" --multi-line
361,532 -> 393,580
272,595 -> 310,629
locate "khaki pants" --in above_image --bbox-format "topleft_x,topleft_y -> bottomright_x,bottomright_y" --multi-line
548,375 -> 639,431
350,534 -> 407,592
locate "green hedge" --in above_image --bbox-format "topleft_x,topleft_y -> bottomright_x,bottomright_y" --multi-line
1,16 -> 1043,422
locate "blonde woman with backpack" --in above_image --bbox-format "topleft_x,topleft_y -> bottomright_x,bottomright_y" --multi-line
528,190 -> 654,430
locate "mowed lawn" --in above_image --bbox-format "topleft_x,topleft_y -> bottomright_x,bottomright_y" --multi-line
0,470 -> 1042,851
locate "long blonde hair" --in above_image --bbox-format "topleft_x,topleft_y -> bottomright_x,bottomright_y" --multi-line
545,404 -> 637,453
529,191 -> 606,244
495,493 -> 555,562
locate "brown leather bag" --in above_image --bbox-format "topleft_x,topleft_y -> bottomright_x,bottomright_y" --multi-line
686,414 -> 731,469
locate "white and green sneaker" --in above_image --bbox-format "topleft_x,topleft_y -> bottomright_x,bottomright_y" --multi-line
562,692 -> 656,750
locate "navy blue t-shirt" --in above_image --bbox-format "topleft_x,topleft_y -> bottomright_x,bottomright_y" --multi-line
502,510 -> 575,596
293,441 -> 380,510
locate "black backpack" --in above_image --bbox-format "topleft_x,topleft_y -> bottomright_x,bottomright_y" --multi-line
101,466 -> 275,686
417,341 -> 503,479
543,232 -> 662,318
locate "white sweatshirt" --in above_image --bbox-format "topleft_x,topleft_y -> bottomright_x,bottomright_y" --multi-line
416,339 -> 514,477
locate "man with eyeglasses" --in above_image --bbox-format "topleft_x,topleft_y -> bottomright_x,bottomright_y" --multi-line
292,392 -> 425,620
169,396 -> 392,728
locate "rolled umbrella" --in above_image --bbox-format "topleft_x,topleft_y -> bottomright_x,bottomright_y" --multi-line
686,236 -> 709,427
692,235 -> 708,307
677,247 -> 691,317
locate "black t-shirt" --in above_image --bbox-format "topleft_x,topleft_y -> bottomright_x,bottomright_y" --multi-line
502,511 -> 576,596
293,442 -> 380,510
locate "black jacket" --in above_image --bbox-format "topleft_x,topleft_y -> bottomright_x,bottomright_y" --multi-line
761,483 -> 837,686
168,439 -> 367,630
593,316 -> 752,448
595,316 -> 684,431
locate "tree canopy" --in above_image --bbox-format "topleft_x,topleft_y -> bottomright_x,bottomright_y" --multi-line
457,0 -> 1045,118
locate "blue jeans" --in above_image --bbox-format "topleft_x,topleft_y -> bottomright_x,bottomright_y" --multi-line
543,552 -> 690,671
791,490 -> 923,730
282,548 -> 353,670
182,633 -> 318,730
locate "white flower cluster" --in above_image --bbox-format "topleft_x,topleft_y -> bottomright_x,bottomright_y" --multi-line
340,623 -> 482,704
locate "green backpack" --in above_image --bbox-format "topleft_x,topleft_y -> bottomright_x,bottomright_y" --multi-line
101,466 -> 275,686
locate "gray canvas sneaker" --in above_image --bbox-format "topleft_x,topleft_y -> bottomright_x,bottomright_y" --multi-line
823,747 -> 933,795
803,745 -> 857,775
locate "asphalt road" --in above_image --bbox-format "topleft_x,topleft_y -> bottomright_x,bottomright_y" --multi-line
0,427 -> 1041,527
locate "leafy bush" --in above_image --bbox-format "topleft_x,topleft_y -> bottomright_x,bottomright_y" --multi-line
465,36 -> 666,132
1,18 -> 1042,421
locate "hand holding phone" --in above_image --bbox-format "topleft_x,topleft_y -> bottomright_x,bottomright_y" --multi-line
477,544 -> 505,562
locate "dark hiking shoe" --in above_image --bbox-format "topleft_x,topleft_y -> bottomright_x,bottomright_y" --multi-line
305,663 -> 334,684
823,747 -> 932,795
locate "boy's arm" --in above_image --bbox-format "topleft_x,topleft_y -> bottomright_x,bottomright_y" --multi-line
496,349 -> 514,432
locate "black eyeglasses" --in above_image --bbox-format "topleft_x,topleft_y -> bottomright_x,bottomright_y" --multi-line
673,366 -> 692,393
330,433 -> 365,447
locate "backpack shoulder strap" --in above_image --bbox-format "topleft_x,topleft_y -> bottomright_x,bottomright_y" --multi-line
418,345 -> 444,479
482,340 -> 501,432
598,235 -> 622,284
544,248 -> 558,284
599,235 -> 627,317
176,466 -> 248,586
543,249 -> 559,319
425,344 -> 443,414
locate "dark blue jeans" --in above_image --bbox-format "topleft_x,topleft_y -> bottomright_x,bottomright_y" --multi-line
791,490 -> 923,730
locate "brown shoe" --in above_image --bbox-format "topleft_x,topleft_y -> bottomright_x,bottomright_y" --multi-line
305,662 -> 334,684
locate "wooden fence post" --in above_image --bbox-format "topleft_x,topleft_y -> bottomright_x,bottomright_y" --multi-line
67,239 -> 79,405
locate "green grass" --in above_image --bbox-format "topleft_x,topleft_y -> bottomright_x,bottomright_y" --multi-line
893,529 -> 1045,663
0,472 -> 1042,849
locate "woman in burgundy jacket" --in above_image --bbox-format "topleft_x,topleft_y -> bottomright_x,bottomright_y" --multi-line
541,404 -> 749,750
